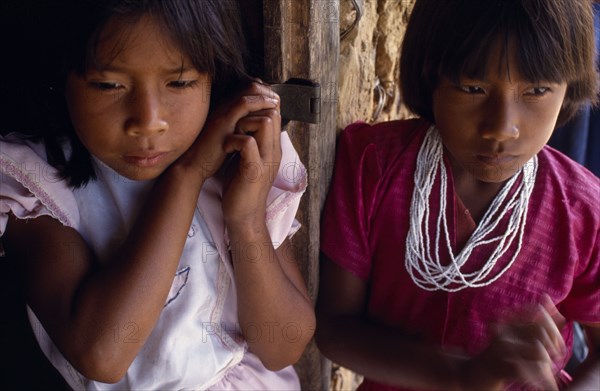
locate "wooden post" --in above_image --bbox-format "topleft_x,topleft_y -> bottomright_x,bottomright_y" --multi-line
263,1 -> 339,389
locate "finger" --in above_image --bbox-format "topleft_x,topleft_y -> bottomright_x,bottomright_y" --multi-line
540,294 -> 566,330
202,93 -> 278,141
217,86 -> 278,125
494,338 -> 557,391
515,322 -> 561,357
495,326 -> 554,364
223,134 -> 273,186
524,353 -> 558,391
535,305 -> 567,359
243,108 -> 282,117
224,134 -> 264,182
504,322 -> 564,365
223,134 -> 260,162
236,94 -> 279,115
235,110 -> 281,161
240,109 -> 283,161
513,358 -> 558,391
243,82 -> 280,107
522,302 -> 567,360
501,303 -> 566,361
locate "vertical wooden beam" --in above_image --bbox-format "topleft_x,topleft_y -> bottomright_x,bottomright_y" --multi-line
263,1 -> 339,389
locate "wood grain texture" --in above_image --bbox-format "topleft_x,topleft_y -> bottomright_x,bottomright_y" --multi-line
263,1 -> 339,389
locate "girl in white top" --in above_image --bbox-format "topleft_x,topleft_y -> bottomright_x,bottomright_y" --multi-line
0,0 -> 314,389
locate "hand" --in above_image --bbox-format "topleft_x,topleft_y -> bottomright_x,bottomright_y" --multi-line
460,296 -> 567,391
221,83 -> 282,228
178,81 -> 280,182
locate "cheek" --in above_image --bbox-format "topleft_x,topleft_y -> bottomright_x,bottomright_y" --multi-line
67,101 -> 113,149
65,77 -> 94,119
73,125 -> 114,158
168,102 -> 210,146
177,97 -> 211,130
432,90 -> 470,131
525,101 -> 565,143
66,89 -> 114,138
432,107 -> 470,145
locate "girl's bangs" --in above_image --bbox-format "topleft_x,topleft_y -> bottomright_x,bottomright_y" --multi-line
73,1 -> 218,77
439,1 -> 575,84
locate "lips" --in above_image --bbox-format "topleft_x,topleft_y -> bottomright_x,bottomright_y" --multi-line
475,153 -> 518,166
122,151 -> 168,167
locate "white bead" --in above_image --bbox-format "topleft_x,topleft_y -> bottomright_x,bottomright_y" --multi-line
404,127 -> 538,292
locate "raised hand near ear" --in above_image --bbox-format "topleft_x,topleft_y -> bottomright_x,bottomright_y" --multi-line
179,81 -> 280,185
220,82 -> 282,228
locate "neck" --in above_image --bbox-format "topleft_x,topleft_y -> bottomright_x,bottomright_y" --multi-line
405,126 -> 538,291
449,158 -> 507,224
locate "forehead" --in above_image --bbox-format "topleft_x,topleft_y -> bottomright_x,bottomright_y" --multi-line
474,37 -> 522,81
451,33 -> 563,84
92,14 -> 190,71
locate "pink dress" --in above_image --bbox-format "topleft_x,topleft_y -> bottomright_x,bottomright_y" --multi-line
0,132 -> 306,390
321,119 -> 600,391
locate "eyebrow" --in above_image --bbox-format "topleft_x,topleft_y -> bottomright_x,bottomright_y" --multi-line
96,64 -> 196,76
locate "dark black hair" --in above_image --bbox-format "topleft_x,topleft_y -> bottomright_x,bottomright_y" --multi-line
400,0 -> 599,127
5,0 -> 252,187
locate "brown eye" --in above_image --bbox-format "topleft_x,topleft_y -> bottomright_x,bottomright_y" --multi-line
90,82 -> 123,91
168,80 -> 198,89
459,85 -> 485,94
525,87 -> 550,96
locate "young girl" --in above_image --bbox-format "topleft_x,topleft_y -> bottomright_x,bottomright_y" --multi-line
317,1 -> 599,390
0,0 -> 314,389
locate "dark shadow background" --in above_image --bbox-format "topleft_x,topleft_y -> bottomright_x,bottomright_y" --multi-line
1,2 -> 72,388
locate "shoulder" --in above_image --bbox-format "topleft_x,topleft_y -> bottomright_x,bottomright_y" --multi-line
335,118 -> 430,175
533,146 -> 600,268
1,133 -> 49,165
0,134 -> 79,232
338,118 -> 429,152
536,146 -> 600,218
535,149 -> 600,323
329,118 -> 430,194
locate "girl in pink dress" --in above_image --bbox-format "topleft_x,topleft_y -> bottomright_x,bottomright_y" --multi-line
318,1 -> 600,390
0,0 -> 314,389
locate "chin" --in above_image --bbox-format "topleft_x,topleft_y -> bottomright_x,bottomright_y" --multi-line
115,167 -> 164,181
481,172 -> 521,184
469,166 -> 520,184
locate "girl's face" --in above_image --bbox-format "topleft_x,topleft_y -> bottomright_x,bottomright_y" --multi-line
432,40 -> 567,184
65,15 -> 211,181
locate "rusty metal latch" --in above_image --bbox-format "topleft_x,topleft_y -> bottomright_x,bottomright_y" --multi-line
271,78 -> 321,124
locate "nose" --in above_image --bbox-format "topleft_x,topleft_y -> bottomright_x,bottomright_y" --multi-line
480,92 -> 519,142
125,87 -> 168,136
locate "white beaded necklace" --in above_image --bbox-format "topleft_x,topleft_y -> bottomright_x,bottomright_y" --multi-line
404,126 -> 538,292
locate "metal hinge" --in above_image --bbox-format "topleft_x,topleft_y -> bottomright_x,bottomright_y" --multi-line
271,78 -> 321,124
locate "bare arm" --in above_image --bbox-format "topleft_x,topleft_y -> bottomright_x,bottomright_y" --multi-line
316,257 -> 566,391
231,235 -> 315,370
221,89 -> 314,370
5,165 -> 204,383
315,257 -> 466,390
3,83 -> 281,383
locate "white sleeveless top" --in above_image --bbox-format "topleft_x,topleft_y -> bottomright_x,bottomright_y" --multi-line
0,132 -> 306,390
